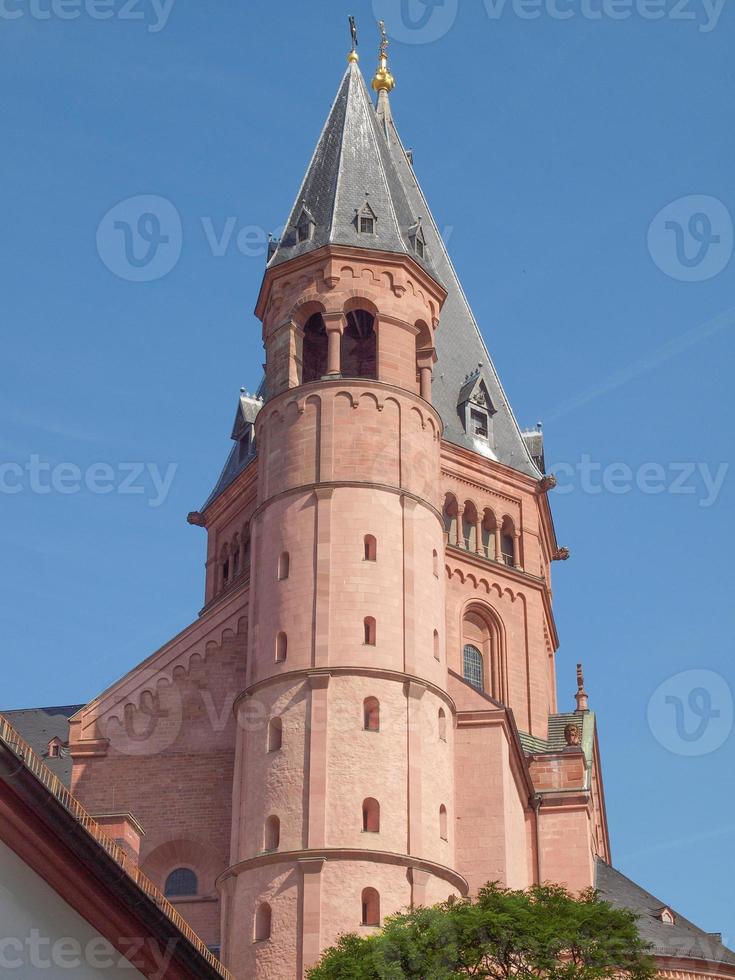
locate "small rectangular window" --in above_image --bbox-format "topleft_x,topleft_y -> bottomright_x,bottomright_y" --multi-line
470,409 -> 488,439
359,216 -> 375,234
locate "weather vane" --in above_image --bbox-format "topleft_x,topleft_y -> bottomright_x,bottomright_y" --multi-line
372,19 -> 395,93
347,15 -> 359,62
378,20 -> 389,58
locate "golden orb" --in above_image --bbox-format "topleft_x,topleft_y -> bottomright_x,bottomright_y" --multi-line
347,50 -> 359,64
371,66 -> 395,93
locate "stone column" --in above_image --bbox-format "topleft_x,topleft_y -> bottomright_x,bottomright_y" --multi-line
323,312 -> 344,376
416,349 -> 435,403
455,505 -> 464,548
475,517 -> 483,555
513,530 -> 522,570
408,867 -> 432,909
307,674 -> 331,849
299,858 -> 325,978
406,680 -> 426,856
494,524 -> 503,563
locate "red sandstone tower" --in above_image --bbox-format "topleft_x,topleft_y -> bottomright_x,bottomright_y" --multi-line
64,28 -> 735,980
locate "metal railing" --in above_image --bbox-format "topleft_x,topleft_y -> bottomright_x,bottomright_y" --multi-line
0,715 -> 233,980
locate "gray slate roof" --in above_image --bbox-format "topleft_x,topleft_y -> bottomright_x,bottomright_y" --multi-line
595,859 -> 735,966
375,84 -> 540,476
203,59 -> 541,510
1,705 -> 83,787
268,62 -> 440,284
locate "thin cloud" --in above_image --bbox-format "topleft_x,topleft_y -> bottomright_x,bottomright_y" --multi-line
543,304 -> 735,423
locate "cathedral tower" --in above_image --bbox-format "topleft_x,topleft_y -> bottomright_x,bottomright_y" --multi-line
219,49 -> 463,978
68,29 -> 618,980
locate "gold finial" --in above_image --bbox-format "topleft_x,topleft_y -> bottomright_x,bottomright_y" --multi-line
372,20 -> 395,93
347,15 -> 359,63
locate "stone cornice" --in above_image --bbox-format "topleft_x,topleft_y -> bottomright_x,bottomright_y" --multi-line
216,847 -> 468,896
255,244 -> 447,323
253,480 -> 443,527
234,667 -> 456,715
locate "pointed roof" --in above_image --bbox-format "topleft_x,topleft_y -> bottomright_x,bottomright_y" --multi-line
375,90 -> 541,477
203,54 -> 542,511
595,859 -> 735,966
268,61 -> 440,283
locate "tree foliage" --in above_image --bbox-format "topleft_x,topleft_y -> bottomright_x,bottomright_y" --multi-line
307,883 -> 655,980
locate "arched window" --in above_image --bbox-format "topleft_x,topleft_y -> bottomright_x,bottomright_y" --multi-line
341,309 -> 376,380
220,544 -> 230,591
363,534 -> 377,562
362,798 -> 380,833
164,868 -> 197,898
439,804 -> 448,841
264,816 -> 280,852
438,708 -> 447,741
268,717 -> 283,752
254,902 -> 272,942
232,533 -> 240,576
275,632 -> 287,662
361,887 -> 380,926
482,510 -> 497,559
462,607 -> 505,701
433,548 -> 439,577
501,518 -> 516,566
363,697 -> 380,732
463,644 -> 484,691
302,312 -> 328,383
462,501 -> 478,552
278,551 -> 290,580
433,629 -> 440,661
363,617 -> 376,646
242,524 -> 251,573
442,494 -> 458,545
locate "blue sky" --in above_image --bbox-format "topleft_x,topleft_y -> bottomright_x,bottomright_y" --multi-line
1,0 -> 733,945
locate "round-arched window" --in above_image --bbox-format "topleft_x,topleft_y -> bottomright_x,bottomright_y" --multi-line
462,644 -> 484,691
164,867 -> 197,898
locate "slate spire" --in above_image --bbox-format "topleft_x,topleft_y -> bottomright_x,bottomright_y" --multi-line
267,59 -> 439,282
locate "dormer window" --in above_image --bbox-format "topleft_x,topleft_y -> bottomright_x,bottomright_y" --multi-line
357,202 -> 376,235
295,206 -> 315,244
47,738 -> 63,759
458,369 -> 496,449
655,907 -> 676,925
470,408 -> 489,439
238,428 -> 251,462
409,221 -> 426,259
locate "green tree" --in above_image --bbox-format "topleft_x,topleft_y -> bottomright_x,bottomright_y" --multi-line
308,883 -> 655,980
